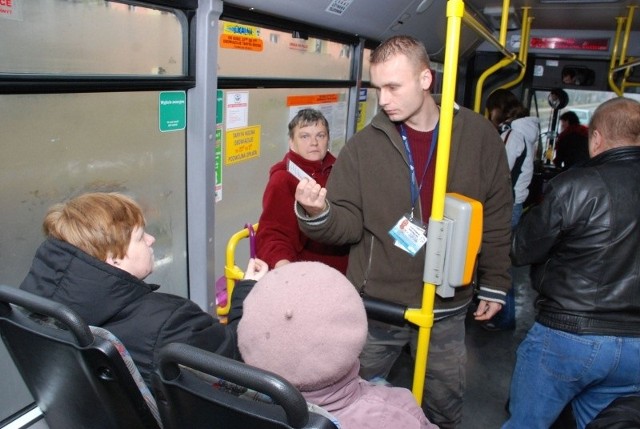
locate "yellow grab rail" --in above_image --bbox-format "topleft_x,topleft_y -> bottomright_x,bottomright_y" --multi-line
472,0 -> 533,112
608,6 -> 638,96
216,223 -> 258,317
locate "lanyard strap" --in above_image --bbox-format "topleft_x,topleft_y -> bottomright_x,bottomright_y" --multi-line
400,123 -> 439,216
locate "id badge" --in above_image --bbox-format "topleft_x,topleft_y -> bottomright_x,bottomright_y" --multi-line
389,213 -> 427,256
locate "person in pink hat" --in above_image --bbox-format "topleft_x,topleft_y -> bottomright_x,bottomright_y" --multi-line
238,261 -> 438,429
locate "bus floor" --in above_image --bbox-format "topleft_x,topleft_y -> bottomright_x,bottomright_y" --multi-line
388,264 -> 578,429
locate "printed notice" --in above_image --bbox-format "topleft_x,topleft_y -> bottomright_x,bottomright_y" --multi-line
0,0 -> 23,21
226,92 -> 249,130
225,125 -> 260,165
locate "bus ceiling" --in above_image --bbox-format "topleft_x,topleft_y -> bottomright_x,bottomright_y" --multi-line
221,0 -> 638,59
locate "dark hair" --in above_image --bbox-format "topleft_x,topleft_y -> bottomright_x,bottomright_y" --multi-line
485,89 -> 526,124
288,109 -> 330,139
559,111 -> 581,126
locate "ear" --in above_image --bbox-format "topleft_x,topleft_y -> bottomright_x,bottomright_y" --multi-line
421,68 -> 433,91
288,137 -> 295,151
105,254 -> 118,267
589,129 -> 604,157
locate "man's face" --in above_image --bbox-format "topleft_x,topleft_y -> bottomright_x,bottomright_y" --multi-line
289,121 -> 329,162
116,226 -> 155,280
370,54 -> 431,123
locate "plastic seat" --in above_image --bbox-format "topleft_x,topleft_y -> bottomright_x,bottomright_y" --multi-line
151,342 -> 339,429
0,285 -> 162,429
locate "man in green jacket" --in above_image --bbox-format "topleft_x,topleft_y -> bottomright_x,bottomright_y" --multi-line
295,35 -> 512,429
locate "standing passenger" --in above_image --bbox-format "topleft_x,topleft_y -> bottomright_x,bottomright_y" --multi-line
553,110 -> 589,170
504,97 -> 640,429
20,192 -> 268,388
294,35 -> 513,428
256,108 -> 349,273
484,88 -> 540,331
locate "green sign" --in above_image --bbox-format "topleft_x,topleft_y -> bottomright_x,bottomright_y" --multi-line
216,89 -> 224,125
159,91 -> 186,132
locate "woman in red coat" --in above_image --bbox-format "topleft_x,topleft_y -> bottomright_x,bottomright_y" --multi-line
256,109 -> 349,273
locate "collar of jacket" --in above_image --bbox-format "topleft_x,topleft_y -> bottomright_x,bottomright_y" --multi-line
584,146 -> 640,167
23,238 -> 158,325
280,150 -> 335,178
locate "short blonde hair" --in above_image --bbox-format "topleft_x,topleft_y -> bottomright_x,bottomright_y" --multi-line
589,97 -> 640,149
43,192 -> 145,261
370,35 -> 431,73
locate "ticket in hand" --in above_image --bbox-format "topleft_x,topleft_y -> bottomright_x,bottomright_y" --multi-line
287,159 -> 313,181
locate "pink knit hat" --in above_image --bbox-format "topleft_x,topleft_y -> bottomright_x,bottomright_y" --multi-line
237,261 -> 368,392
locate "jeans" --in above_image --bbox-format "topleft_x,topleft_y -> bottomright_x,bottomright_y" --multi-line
502,323 -> 640,429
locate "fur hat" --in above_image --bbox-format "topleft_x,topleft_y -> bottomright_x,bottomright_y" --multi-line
237,261 -> 367,392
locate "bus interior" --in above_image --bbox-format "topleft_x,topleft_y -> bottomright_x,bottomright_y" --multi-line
1,0 -> 639,428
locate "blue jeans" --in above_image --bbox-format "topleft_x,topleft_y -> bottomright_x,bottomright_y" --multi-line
502,323 -> 640,429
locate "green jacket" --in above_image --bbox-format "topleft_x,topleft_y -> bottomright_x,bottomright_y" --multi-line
298,102 -> 513,317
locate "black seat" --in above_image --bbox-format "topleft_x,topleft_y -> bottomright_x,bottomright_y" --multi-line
151,342 -> 339,429
0,285 -> 162,429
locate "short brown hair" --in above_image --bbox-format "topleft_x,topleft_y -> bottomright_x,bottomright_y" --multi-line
370,35 -> 431,73
288,109 -> 330,139
43,192 -> 145,261
590,97 -> 640,149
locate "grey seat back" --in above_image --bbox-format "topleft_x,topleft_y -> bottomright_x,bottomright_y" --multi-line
151,342 -> 339,429
0,285 -> 162,429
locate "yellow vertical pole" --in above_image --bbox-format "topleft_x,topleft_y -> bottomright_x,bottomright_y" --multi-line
608,17 -> 626,96
406,0 -> 464,405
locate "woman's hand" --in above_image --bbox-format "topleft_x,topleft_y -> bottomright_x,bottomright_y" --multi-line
243,258 -> 269,281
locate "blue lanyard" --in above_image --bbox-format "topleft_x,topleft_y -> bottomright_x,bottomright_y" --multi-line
400,122 -> 439,217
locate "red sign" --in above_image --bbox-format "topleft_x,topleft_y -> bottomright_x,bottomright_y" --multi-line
530,37 -> 609,51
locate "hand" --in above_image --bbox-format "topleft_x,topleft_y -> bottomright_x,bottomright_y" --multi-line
243,258 -> 269,281
473,300 -> 503,321
295,178 -> 328,218
274,259 -> 290,268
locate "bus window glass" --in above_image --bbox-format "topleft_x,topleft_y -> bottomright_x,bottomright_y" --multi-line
0,0 -> 185,76
362,48 -> 372,82
532,89 -> 640,161
217,21 -> 351,80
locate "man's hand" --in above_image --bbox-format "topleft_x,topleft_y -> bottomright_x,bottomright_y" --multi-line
295,178 -> 328,218
473,300 -> 503,321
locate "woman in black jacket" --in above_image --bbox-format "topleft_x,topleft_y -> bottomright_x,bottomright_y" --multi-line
20,192 -> 267,387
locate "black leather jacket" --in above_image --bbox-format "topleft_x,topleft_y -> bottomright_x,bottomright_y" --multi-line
512,146 -> 640,337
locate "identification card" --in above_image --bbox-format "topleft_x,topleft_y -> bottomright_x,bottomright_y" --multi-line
389,213 -> 427,256
287,159 -> 312,181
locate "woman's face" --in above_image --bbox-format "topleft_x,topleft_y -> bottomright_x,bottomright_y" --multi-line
289,121 -> 330,162
113,226 -> 155,280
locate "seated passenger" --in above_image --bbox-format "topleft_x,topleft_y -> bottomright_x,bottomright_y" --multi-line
256,108 -> 349,273
20,191 -> 267,388
237,261 -> 438,429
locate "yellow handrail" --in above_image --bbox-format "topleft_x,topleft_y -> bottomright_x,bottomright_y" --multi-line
216,223 -> 258,317
608,6 -> 638,96
472,1 -> 533,112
